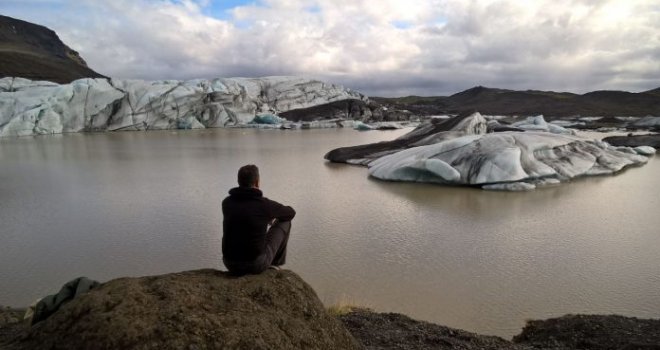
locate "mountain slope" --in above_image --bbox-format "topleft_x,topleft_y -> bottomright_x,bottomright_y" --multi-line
0,15 -> 105,83
376,86 -> 660,117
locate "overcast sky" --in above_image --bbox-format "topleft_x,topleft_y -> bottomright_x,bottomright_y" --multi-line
1,0 -> 658,96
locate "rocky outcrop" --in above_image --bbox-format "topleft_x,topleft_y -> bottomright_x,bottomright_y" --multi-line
1,269 -> 361,350
339,309 -> 660,350
513,314 -> 660,350
326,113 -> 653,191
339,309 -> 526,350
0,15 -> 105,83
0,76 -> 367,137
0,307 -> 24,346
3,280 -> 660,350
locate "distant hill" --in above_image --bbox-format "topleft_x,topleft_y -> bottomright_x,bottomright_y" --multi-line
374,86 -> 660,117
0,15 -> 105,83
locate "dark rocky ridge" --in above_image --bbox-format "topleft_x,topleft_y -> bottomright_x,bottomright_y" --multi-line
374,86 -> 660,118
340,309 -> 660,350
0,15 -> 105,83
339,309 -> 528,350
513,314 -> 660,349
602,134 -> 660,149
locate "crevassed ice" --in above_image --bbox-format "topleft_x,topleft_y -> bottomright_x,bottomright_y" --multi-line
0,76 -> 366,137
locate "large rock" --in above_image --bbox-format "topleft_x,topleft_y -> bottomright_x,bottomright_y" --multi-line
326,113 -> 652,191
4,269 -> 361,350
339,309 -> 524,350
339,309 -> 660,350
513,314 -> 660,349
0,76 -> 367,137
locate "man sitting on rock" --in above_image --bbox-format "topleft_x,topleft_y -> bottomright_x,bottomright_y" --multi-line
222,164 -> 296,276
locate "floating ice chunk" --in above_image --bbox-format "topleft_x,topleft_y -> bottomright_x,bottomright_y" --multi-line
177,116 -> 205,129
512,115 -> 548,131
251,114 -> 284,125
547,123 -> 576,135
354,121 -> 374,131
633,116 -> 660,128
550,120 -> 581,127
483,115 -> 508,120
634,146 -> 656,156
367,131 -> 648,189
534,178 -> 561,187
512,115 -> 574,135
328,114 -> 653,191
482,182 -> 536,191
371,122 -> 403,130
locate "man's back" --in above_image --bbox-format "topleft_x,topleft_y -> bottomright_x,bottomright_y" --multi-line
222,186 -> 296,263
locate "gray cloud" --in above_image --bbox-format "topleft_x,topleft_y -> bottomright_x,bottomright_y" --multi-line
1,0 -> 658,96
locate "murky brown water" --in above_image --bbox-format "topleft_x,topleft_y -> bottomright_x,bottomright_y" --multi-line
1,128 -> 659,338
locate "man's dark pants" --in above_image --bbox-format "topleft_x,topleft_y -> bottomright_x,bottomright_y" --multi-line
224,220 -> 291,276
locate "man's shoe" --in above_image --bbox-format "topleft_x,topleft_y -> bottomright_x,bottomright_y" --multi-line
268,265 -> 281,270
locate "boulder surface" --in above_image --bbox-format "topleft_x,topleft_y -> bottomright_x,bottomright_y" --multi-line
3,269 -> 361,350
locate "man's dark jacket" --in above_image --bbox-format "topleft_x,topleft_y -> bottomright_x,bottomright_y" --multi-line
222,187 -> 296,263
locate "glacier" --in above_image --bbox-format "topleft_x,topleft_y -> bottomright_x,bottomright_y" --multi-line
0,76 -> 367,137
326,113 -> 653,191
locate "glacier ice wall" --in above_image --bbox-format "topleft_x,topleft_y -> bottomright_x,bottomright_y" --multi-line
0,76 -> 366,137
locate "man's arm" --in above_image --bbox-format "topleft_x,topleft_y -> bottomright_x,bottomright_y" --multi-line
265,198 -> 296,222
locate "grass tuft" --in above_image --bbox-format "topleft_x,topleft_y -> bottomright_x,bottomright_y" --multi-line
327,303 -> 360,316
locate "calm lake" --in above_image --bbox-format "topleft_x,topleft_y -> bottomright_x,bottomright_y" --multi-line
1,128 -> 659,338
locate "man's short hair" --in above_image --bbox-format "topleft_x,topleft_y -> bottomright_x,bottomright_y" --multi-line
238,164 -> 259,187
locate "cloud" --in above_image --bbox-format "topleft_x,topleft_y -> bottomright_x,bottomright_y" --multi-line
1,0 -> 658,96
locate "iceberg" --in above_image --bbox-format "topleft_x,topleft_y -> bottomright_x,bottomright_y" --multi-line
326,113 -> 652,191
632,116 -> 660,128
511,115 -> 576,135
251,114 -> 285,125
354,121 -> 374,131
634,146 -> 656,156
